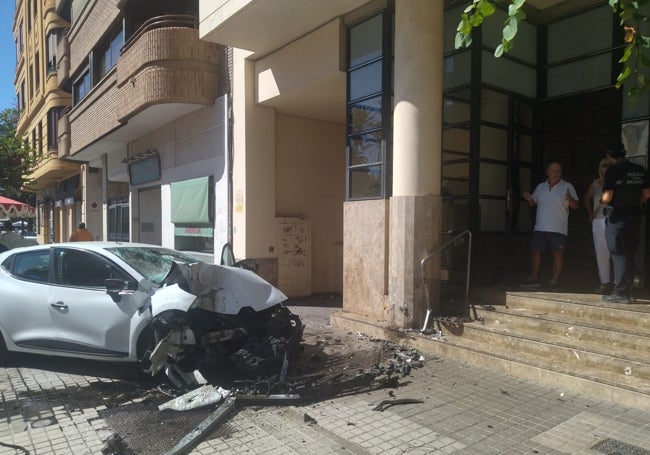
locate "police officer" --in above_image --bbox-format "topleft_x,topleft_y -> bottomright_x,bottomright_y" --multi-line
600,146 -> 650,303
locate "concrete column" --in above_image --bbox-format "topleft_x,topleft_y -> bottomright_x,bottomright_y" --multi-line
392,0 -> 443,197
389,0 -> 444,328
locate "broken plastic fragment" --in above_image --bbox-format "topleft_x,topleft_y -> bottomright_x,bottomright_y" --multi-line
158,385 -> 231,411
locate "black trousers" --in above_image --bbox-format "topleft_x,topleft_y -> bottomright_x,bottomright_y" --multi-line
605,209 -> 641,296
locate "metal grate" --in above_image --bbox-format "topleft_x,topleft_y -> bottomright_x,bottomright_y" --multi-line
99,398 -> 215,455
591,438 -> 650,455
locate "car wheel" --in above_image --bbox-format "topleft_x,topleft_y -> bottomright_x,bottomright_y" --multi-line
136,314 -> 179,375
136,324 -> 157,374
0,333 -> 9,367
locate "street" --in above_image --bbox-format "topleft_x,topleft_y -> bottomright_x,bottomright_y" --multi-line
0,302 -> 649,454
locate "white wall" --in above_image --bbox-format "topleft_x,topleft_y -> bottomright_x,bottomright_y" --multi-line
276,114 -> 345,293
129,96 -> 229,253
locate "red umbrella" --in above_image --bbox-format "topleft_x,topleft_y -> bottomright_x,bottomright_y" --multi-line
0,196 -> 36,219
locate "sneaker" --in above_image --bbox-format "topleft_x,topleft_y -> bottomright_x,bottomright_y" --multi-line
548,279 -> 560,289
602,293 -> 631,304
593,283 -> 611,295
519,277 -> 541,288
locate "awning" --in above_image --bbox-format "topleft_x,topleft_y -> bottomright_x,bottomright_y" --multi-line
170,176 -> 212,225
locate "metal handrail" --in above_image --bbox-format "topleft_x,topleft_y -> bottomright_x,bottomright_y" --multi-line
121,14 -> 199,53
420,230 -> 472,332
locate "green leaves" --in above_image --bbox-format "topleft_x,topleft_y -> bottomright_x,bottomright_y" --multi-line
610,0 -> 650,98
455,0 -> 526,58
455,0 -> 497,50
455,0 -> 650,100
0,108 -> 42,199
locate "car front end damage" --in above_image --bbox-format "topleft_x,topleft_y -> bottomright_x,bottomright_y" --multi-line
140,261 -> 304,388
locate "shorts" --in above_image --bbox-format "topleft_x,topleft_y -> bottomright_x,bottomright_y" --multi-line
530,231 -> 566,253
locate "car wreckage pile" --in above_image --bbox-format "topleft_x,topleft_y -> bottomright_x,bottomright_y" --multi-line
101,259 -> 427,455
137,260 -> 305,389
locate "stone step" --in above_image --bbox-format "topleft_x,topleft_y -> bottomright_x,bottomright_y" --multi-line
505,291 -> 650,330
431,329 -> 650,405
330,309 -> 650,410
438,318 -> 650,382
472,306 -> 649,363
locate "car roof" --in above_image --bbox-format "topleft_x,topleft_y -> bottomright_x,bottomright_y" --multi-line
0,241 -> 174,257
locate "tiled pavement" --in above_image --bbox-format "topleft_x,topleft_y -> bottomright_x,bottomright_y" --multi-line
1,304 -> 649,454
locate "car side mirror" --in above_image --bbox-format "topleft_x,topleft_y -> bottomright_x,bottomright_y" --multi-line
106,278 -> 125,302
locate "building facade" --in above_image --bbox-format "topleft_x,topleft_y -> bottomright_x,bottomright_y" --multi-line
199,0 -> 650,330
13,0 -> 79,243
14,0 -> 229,259
14,0 -> 650,333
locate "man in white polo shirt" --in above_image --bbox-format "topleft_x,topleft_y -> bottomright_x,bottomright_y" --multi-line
520,162 -> 579,289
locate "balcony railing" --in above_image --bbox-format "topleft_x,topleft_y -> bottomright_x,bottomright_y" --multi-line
116,14 -> 219,123
121,14 -> 199,53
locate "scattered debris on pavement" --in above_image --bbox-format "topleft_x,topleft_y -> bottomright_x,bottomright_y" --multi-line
372,398 -> 425,412
99,329 -> 427,455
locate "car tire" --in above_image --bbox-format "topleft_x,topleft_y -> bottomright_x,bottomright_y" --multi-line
0,333 -> 9,367
136,324 -> 157,374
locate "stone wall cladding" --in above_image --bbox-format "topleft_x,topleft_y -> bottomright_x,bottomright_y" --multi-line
117,27 -> 219,122
343,199 -> 390,322
57,113 -> 70,157
56,33 -> 70,84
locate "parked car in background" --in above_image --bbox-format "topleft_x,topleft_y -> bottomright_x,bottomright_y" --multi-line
0,242 -> 303,388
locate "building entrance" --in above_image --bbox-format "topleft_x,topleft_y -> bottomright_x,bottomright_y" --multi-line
539,87 -> 622,287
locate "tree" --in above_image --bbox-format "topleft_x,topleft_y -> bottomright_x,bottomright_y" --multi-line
0,108 -> 41,201
455,0 -> 650,98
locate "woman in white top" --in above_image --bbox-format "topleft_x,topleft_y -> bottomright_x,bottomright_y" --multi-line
583,158 -> 612,294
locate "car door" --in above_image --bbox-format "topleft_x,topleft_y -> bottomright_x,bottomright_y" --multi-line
0,248 -> 56,348
48,247 -> 140,358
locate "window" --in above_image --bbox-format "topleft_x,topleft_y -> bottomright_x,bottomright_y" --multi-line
54,249 -> 130,288
108,201 -> 129,242
97,27 -> 123,79
16,22 -> 23,58
37,120 -> 43,156
29,64 -> 34,98
34,52 -> 40,93
73,69 -> 91,103
10,250 -> 50,283
47,107 -> 64,150
346,11 -> 393,200
46,30 -> 58,73
19,81 -> 25,110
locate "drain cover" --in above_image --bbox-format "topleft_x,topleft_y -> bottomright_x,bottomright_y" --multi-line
591,438 -> 650,455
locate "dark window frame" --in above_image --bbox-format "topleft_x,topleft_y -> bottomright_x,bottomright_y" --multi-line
96,25 -> 124,81
108,200 -> 130,242
73,67 -> 91,104
345,8 -> 394,201
46,30 -> 58,73
7,250 -> 51,284
47,107 -> 64,151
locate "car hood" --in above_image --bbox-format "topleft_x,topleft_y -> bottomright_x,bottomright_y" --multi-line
148,262 -> 288,315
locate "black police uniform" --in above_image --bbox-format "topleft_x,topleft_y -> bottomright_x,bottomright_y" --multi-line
602,159 -> 650,299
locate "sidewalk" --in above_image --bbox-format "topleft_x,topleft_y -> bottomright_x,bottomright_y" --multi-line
0,300 -> 649,454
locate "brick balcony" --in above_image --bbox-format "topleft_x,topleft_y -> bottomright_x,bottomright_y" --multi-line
116,25 -> 220,123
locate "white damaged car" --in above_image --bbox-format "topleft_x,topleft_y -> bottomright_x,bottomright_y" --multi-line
0,242 -> 303,386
